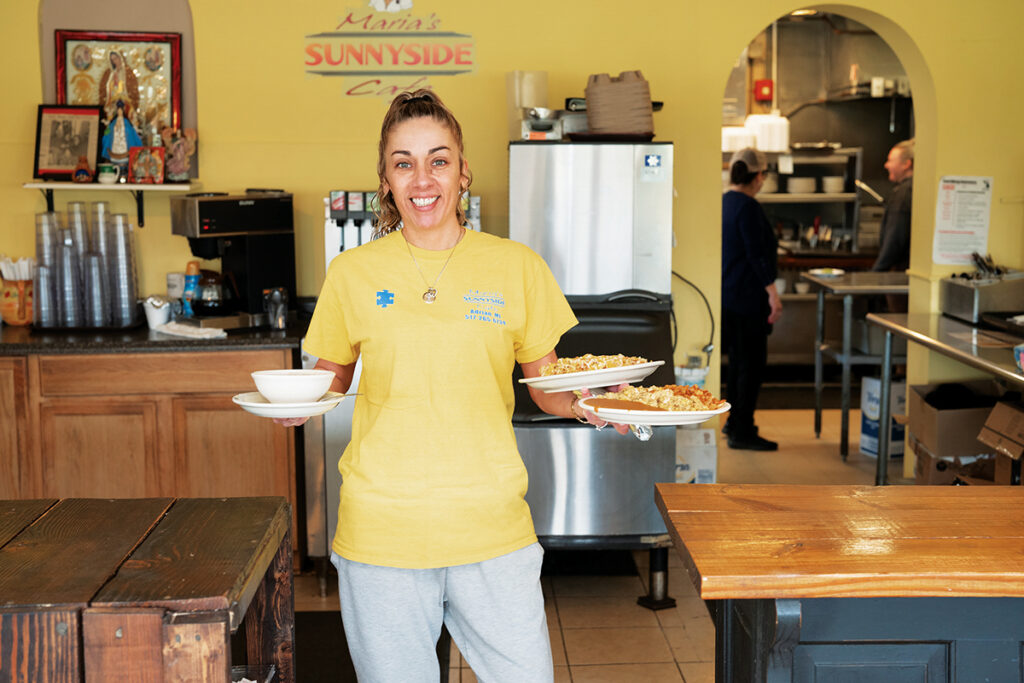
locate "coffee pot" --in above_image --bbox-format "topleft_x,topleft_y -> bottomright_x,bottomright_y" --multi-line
191,270 -> 234,317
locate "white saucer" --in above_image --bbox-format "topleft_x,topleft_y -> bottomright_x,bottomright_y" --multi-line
519,361 -> 664,393
808,268 -> 845,278
577,397 -> 730,426
232,391 -> 350,418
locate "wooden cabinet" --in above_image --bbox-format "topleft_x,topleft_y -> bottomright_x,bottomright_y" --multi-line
0,357 -> 30,495
2,350 -> 296,537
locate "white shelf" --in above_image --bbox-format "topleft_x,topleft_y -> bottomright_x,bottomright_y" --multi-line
23,182 -> 194,192
23,181 -> 196,226
759,192 -> 857,203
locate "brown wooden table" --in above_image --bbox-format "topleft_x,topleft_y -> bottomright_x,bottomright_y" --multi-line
0,497 -> 294,682
657,483 -> 1024,683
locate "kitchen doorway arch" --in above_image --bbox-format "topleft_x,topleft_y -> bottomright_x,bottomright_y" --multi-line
714,5 -> 935,417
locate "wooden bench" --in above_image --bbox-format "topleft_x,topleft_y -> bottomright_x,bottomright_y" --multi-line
0,497 -> 294,682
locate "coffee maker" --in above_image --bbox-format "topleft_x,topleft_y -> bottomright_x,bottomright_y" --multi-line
170,190 -> 297,328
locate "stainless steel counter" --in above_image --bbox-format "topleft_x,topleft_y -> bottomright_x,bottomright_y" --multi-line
801,270 -> 909,294
866,312 -> 1024,485
800,271 -> 909,459
868,313 -> 1024,387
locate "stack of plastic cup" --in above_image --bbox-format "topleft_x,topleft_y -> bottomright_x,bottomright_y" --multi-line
56,231 -> 83,327
67,202 -> 89,264
34,212 -> 61,327
35,212 -> 60,269
33,264 -> 57,328
82,254 -> 109,327
108,214 -> 139,327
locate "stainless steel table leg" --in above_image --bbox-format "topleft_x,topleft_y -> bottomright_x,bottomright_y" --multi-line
814,289 -> 825,438
840,295 -> 853,460
876,330 -> 893,486
637,547 -> 677,611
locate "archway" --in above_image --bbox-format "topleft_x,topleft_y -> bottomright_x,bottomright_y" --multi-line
715,5 -> 936,448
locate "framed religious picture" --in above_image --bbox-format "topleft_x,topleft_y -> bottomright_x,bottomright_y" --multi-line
128,146 -> 165,184
33,104 -> 102,180
55,30 -> 182,145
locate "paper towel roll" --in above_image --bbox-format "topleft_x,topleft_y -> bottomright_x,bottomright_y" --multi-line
506,71 -> 548,141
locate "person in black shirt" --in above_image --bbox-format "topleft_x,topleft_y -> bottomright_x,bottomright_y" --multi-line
721,148 -> 782,451
872,139 -> 913,273
871,139 -> 913,313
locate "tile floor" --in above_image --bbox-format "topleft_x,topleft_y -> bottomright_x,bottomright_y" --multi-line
293,408 -> 913,682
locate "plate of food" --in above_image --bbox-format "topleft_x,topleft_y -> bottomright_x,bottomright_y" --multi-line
232,391 -> 350,419
578,385 -> 730,426
808,267 -> 845,278
518,354 -> 664,393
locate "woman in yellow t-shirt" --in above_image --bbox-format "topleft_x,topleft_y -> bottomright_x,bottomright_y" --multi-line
283,90 -> 624,682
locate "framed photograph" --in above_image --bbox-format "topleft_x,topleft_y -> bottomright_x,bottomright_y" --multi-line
128,146 -> 165,184
55,30 -> 182,140
33,105 -> 102,180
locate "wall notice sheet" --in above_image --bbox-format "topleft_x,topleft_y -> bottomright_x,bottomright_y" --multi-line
932,176 -> 993,265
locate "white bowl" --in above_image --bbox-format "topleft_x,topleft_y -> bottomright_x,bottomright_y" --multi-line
251,369 -> 335,404
787,177 -> 817,193
822,176 -> 845,193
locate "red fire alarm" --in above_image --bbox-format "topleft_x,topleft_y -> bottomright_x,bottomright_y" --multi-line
754,79 -> 774,102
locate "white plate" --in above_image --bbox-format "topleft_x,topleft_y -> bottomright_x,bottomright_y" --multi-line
577,397 -> 730,426
518,361 -> 665,393
232,391 -> 350,418
808,268 -> 845,278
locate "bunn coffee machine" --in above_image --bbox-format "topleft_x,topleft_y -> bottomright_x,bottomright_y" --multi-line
170,190 -> 297,328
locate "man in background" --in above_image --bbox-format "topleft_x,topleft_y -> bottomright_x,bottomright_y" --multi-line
872,139 -> 914,274
871,139 -> 913,313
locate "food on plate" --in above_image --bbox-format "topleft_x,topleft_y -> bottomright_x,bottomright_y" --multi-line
593,384 -> 726,412
540,353 -> 649,376
585,398 -> 667,412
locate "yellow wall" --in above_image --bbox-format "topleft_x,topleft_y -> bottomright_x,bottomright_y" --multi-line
3,0 -> 1023,399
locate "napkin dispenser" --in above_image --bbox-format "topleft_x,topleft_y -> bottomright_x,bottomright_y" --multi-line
940,272 -> 1024,324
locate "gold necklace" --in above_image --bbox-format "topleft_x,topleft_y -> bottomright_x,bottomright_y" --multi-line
404,228 -> 464,304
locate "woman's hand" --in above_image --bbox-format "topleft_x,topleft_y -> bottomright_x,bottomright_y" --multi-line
766,282 -> 783,324
273,416 -> 309,428
577,385 -> 631,435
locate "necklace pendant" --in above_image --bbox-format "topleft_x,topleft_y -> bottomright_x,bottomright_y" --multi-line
422,288 -> 437,303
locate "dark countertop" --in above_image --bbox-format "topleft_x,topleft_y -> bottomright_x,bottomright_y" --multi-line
0,320 -> 309,355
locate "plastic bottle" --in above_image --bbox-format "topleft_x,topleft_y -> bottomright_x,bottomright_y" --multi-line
182,260 -> 200,317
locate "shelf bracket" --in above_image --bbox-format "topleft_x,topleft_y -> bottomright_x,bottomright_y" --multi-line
129,189 -> 145,227
37,188 -> 55,213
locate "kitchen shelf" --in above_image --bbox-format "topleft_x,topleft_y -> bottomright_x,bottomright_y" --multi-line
759,192 -> 856,203
23,181 -> 195,227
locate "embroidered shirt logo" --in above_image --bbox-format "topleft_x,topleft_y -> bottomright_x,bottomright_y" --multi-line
376,289 -> 395,308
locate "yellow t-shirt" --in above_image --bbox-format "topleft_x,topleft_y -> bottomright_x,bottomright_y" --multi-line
303,229 -> 577,568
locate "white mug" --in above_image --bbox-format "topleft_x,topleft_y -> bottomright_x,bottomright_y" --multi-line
97,163 -> 121,185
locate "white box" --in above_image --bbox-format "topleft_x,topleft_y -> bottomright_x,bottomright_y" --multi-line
860,376 -> 906,458
676,427 -> 717,484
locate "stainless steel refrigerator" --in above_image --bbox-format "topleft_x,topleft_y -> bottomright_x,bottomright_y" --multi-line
509,141 -> 674,297
508,141 -> 678,544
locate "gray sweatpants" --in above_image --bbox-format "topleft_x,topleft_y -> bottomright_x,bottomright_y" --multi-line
331,543 -> 553,683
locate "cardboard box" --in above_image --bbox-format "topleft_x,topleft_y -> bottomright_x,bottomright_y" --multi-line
907,380 -> 1002,459
860,376 -> 906,458
977,401 -> 1024,460
675,427 -> 717,484
909,433 -> 995,485
584,71 -> 654,135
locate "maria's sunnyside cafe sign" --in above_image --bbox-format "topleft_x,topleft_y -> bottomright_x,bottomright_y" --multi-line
305,1 -> 476,97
